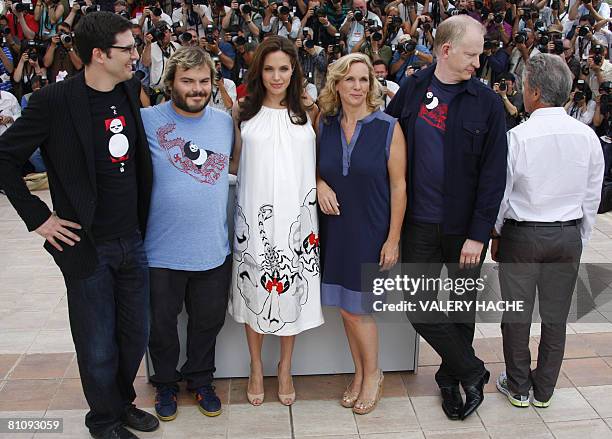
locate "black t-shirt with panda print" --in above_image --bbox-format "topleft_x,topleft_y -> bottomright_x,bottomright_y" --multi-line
87,84 -> 139,243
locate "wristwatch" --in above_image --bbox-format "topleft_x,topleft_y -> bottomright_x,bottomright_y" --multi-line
414,49 -> 419,56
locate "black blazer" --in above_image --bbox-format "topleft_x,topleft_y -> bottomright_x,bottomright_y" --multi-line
386,64 -> 508,244
0,71 -> 153,278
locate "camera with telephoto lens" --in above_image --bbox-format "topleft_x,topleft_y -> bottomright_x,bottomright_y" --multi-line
353,9 -> 364,21
60,32 -> 73,45
539,34 -> 549,45
514,30 -> 527,44
553,39 -> 564,54
302,28 -> 315,48
499,78 -> 507,91
422,21 -> 431,32
179,32 -> 192,43
331,32 -> 342,53
494,13 -> 504,23
578,25 -> 591,37
390,15 -> 403,27
398,39 -> 416,53
593,44 -> 604,65
378,78 -> 387,87
483,39 -> 496,50
118,10 -> 130,19
205,24 -> 215,43
239,1 -> 252,14
369,25 -> 383,41
278,5 -> 290,14
574,91 -> 585,102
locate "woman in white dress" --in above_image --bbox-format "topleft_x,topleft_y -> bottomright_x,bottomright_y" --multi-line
228,36 -> 323,407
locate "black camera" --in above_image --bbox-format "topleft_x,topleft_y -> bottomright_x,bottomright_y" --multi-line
313,6 -> 326,16
574,91 -> 585,102
514,31 -> 527,44
483,39 -> 495,50
449,8 -> 468,15
1,27 -> 10,36
279,5 -> 290,14
369,26 -> 383,41
304,38 -> 315,48
539,34 -> 549,46
378,78 -> 387,87
494,13 -> 504,23
14,1 -> 33,13
239,2 -> 252,14
205,24 -> 215,44
474,0 -> 483,9
398,39 -> 416,53
179,32 -> 193,43
422,22 -> 431,32
353,9 -> 364,21
582,64 -> 590,76
134,36 -> 144,47
553,39 -> 564,55
117,10 -> 130,19
499,78 -> 507,91
593,44 -> 604,64
390,15 -> 403,27
578,25 -> 591,37
233,35 -> 246,45
152,6 -> 163,16
148,26 -> 166,42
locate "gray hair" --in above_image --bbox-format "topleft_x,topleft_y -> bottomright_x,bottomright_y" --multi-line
522,53 -> 572,107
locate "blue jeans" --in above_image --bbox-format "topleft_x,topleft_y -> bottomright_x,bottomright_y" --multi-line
64,231 -> 150,436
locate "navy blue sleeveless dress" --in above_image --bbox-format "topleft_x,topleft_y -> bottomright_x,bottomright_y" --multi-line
318,110 -> 397,314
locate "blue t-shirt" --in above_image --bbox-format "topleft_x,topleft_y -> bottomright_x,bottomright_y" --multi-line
141,102 -> 233,271
411,75 -> 463,223
0,47 -> 14,92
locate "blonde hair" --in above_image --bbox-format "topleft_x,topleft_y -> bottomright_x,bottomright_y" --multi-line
163,46 -> 215,92
318,53 -> 383,118
433,15 -> 485,56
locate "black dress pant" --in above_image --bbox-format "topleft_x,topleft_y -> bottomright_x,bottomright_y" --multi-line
402,221 -> 487,387
148,255 -> 231,391
499,222 -> 581,401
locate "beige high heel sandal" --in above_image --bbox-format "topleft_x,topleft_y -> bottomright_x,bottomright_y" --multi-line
341,381 -> 360,408
247,374 -> 264,406
277,363 -> 296,406
352,370 -> 384,415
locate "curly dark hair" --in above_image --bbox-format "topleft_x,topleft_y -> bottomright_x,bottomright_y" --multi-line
239,36 -> 307,125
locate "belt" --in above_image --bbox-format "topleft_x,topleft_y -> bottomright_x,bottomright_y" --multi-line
504,219 -> 582,227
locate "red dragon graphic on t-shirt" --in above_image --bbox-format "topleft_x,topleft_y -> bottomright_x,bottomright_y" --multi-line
155,122 -> 228,184
418,90 -> 448,132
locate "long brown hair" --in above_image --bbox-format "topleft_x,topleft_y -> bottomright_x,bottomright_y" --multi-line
238,36 -> 308,125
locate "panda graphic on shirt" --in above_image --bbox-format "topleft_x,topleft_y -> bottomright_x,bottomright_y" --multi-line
104,115 -> 130,172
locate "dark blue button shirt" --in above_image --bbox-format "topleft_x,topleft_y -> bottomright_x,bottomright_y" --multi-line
386,64 -> 508,243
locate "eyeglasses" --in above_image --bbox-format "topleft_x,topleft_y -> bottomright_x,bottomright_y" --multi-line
110,44 -> 138,54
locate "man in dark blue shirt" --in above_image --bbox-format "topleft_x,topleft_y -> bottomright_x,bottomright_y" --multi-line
386,15 -> 507,421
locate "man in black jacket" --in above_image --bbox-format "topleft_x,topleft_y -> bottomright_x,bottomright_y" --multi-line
386,15 -> 507,421
0,12 -> 158,439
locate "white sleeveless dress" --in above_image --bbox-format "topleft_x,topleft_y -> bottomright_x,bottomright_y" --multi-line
228,106 -> 324,336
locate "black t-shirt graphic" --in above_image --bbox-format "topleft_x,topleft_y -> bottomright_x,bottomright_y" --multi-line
87,85 -> 139,242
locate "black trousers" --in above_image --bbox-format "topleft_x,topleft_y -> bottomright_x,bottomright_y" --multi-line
499,222 -> 581,401
148,255 -> 231,391
402,221 -> 487,387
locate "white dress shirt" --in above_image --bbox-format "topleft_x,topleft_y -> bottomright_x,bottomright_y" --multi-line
0,91 -> 21,136
495,107 -> 605,246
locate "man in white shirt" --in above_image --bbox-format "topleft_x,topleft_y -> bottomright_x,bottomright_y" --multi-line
209,59 -> 236,114
142,23 -> 181,90
492,53 -> 604,410
373,59 -> 399,110
340,0 -> 382,53
0,90 -> 21,136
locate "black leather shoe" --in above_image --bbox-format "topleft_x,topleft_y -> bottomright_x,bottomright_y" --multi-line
121,405 -> 160,432
461,369 -> 490,420
440,385 -> 463,420
92,425 -> 139,439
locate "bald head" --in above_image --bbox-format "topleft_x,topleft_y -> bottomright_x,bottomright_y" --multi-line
433,15 -> 485,56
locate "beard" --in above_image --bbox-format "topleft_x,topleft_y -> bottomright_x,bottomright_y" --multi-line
171,88 -> 211,114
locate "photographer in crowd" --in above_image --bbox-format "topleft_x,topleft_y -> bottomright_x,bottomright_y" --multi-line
565,78 -> 596,124
493,71 -> 523,129
172,0 -> 211,37
389,34 -> 433,84
340,0 -> 382,52
223,0 -> 262,39
43,21 -> 83,83
5,0 -> 39,41
261,1 -> 301,39
373,58 -> 399,109
297,27 -> 327,92
208,55 -> 236,113
13,40 -> 47,97
139,0 -> 173,33
585,42 -> 612,98
142,21 -> 180,99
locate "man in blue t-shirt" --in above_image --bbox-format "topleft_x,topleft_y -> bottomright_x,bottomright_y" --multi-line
389,35 -> 433,84
141,46 -> 233,422
386,15 -> 507,422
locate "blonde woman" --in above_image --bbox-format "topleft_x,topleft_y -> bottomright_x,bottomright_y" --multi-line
316,54 -> 407,415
